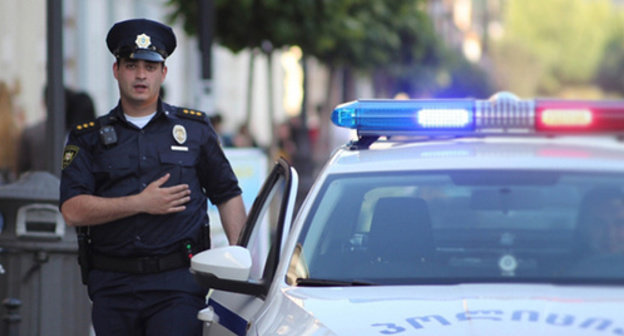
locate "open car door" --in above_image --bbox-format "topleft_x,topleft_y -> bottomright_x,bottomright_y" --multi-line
192,158 -> 298,335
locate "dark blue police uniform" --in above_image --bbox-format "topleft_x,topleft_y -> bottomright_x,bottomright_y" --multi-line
61,101 -> 241,257
60,100 -> 242,335
59,18 -> 242,336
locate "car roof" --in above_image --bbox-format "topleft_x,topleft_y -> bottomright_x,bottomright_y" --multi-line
324,135 -> 624,174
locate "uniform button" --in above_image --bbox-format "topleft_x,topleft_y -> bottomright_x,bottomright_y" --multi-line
142,183 -> 147,188
142,156 -> 147,160
135,236 -> 141,241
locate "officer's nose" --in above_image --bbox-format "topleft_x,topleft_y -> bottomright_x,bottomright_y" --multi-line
135,63 -> 148,79
136,68 -> 147,79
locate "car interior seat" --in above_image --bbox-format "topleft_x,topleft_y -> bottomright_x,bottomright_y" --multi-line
574,187 -> 623,255
367,196 -> 436,277
565,187 -> 624,277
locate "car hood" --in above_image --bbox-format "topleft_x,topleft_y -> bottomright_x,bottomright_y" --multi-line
257,283 -> 624,336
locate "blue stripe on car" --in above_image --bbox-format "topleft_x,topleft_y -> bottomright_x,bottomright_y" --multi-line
209,298 -> 248,336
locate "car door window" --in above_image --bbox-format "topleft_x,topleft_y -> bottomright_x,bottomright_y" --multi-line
239,158 -> 298,285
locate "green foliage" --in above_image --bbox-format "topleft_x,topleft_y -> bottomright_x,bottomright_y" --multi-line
166,0 -> 291,52
166,0 -> 493,99
167,0 -> 439,69
595,13 -> 624,96
494,0 -> 615,95
305,1 -> 408,69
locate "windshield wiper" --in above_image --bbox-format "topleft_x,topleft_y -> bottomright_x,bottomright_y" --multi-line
296,278 -> 376,287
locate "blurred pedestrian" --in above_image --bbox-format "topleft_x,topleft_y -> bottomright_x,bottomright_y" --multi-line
59,18 -> 246,336
276,120 -> 296,162
209,113 -> 234,147
0,81 -> 20,182
232,123 -> 258,148
16,87 -> 96,176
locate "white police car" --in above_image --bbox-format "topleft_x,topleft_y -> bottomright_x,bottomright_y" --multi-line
191,92 -> 624,335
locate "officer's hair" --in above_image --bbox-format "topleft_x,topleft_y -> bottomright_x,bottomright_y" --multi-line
115,57 -> 166,68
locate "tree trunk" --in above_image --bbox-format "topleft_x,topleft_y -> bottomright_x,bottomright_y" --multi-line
267,51 -> 277,160
244,49 -> 256,129
315,65 -> 343,164
342,66 -> 356,102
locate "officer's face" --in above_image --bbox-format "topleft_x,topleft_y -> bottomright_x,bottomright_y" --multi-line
113,58 -> 167,108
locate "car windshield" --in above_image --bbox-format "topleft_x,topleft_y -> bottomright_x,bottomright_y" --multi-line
286,170 -> 624,286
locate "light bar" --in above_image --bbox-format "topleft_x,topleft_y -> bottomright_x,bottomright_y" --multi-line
331,92 -> 624,137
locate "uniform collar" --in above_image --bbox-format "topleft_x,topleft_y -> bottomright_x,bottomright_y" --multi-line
107,98 -> 168,125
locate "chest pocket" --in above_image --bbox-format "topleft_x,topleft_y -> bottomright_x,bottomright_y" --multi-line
159,149 -> 198,184
93,149 -> 131,172
159,150 -> 197,167
92,148 -> 132,196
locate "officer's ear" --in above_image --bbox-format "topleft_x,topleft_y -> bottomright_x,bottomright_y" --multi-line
112,60 -> 120,80
161,63 -> 168,82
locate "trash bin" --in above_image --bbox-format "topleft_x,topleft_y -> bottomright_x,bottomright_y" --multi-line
0,172 -> 91,336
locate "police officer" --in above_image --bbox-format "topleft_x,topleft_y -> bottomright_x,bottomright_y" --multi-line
59,18 -> 246,335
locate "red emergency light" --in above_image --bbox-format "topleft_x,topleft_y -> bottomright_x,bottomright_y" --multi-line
536,99 -> 624,133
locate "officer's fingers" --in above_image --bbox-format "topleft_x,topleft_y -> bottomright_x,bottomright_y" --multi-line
162,189 -> 190,209
145,199 -> 187,215
162,184 -> 190,196
171,195 -> 191,208
161,192 -> 189,213
166,205 -> 186,214
151,173 -> 171,187
171,190 -> 191,203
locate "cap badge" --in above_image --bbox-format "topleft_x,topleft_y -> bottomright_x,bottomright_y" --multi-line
173,125 -> 187,144
135,33 -> 151,49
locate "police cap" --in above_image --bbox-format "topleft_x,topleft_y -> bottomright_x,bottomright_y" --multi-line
106,18 -> 176,62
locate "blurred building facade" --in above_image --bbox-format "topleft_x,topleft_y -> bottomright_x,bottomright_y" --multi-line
427,0 -> 505,64
0,0 -> 343,150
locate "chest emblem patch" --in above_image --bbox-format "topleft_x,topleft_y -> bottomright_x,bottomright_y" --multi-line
173,124 -> 187,144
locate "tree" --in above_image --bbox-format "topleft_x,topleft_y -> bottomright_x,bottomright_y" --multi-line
167,0 -> 440,96
166,0 -> 444,155
491,0 -> 615,96
595,13 -> 624,96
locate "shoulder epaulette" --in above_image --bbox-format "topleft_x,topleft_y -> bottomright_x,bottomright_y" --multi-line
73,121 -> 97,134
177,108 -> 208,123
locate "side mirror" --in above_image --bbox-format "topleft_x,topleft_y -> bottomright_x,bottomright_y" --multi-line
191,246 -> 252,281
191,246 -> 265,296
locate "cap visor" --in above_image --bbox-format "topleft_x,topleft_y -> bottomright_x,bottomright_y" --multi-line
129,49 -> 164,62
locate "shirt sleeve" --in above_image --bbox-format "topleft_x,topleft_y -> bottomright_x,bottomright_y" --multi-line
59,130 -> 96,207
196,124 -> 242,205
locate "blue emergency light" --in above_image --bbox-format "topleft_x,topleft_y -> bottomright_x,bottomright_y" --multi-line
331,92 -> 624,137
332,99 -> 475,133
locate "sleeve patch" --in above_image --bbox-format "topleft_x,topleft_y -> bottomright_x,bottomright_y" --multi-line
62,145 -> 80,169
